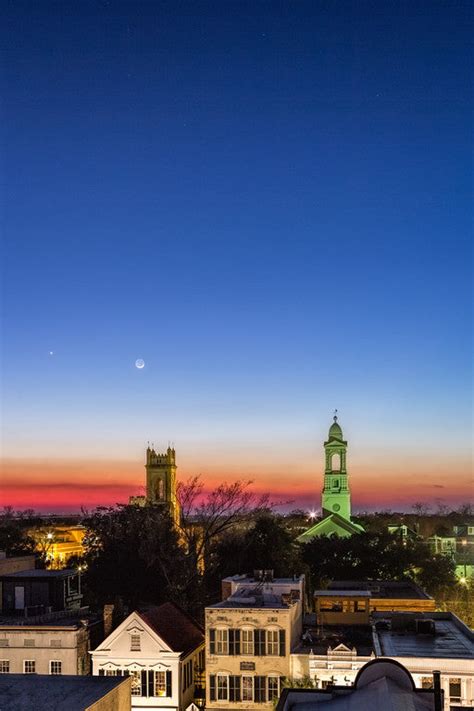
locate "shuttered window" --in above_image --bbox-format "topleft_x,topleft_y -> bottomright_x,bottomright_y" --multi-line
279,629 -> 286,656
229,675 -> 241,702
254,676 -> 266,703
254,629 -> 266,656
209,674 -> 216,701
229,629 -> 241,655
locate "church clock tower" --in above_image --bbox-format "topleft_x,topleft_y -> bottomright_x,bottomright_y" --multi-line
145,445 -> 180,526
321,414 -> 351,520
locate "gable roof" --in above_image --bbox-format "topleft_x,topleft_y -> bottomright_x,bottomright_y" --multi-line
297,512 -> 364,542
138,602 -> 204,657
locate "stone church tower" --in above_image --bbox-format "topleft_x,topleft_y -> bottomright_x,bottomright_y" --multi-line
321,414 -> 351,519
145,445 -> 180,525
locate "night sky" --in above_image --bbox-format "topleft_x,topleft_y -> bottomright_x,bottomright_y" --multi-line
2,1 -> 472,512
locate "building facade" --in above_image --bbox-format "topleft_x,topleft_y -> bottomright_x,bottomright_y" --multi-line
0,610 -> 103,676
206,575 -> 305,710
91,602 -> 204,711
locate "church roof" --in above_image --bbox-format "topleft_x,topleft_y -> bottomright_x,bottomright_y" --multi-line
138,602 -> 203,656
297,512 -> 365,542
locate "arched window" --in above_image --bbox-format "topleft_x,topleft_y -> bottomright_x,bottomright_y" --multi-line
331,452 -> 341,471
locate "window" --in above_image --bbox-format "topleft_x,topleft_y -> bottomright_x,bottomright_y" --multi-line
24,660 -> 35,674
0,661 -> 9,674
266,629 -> 279,656
50,640 -> 62,648
24,639 -> 35,647
106,670 -> 118,676
216,628 -> 228,655
0,640 -> 8,648
468,526 -> 474,535
268,676 -> 279,700
217,674 -> 228,700
449,678 -> 461,700
155,671 -> 170,696
420,677 -> 433,689
50,661 -> 62,675
130,634 -> 141,651
130,671 -> 141,696
242,676 -> 253,701
241,629 -> 254,655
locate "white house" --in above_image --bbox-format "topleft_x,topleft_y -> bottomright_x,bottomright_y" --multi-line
91,602 -> 204,711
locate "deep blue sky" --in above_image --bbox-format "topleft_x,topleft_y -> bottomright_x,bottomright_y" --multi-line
1,1 -> 472,510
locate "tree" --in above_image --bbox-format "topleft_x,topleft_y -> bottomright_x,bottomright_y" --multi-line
82,504 -> 195,612
0,507 -> 37,556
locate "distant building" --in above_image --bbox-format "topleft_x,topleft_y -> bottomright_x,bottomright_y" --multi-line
326,580 -> 436,613
91,601 -> 204,711
387,524 -> 419,542
28,525 -> 86,569
0,569 -> 82,614
206,573 -> 305,709
291,599 -> 474,711
277,658 -> 442,711
129,445 -> 180,526
297,416 -> 364,542
427,523 -> 474,580
0,673 -> 131,711
0,608 -> 104,676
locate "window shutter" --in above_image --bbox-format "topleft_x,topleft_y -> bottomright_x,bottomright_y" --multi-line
166,670 -> 172,697
123,670 -> 129,676
255,676 -> 266,703
229,675 -> 241,702
234,629 -> 241,655
141,670 -> 147,697
148,670 -> 155,697
229,628 -> 235,655
279,629 -> 286,657
209,628 -> 216,655
98,669 -> 104,676
209,674 -> 216,701
255,629 -> 266,656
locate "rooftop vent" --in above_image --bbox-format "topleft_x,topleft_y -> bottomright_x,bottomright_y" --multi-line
415,619 -> 436,635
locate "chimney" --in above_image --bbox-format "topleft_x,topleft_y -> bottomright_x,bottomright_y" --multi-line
103,604 -> 115,638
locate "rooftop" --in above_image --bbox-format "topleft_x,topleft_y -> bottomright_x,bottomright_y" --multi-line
328,581 -> 432,600
374,612 -> 474,659
294,624 -> 375,657
211,586 -> 300,610
0,569 -> 77,579
139,602 -> 203,656
0,674 -> 129,710
0,607 -> 100,628
314,590 -> 372,598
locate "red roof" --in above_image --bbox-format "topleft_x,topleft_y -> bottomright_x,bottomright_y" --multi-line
138,602 -> 204,656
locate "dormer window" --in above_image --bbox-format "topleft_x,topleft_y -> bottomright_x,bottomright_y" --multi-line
130,633 -> 141,651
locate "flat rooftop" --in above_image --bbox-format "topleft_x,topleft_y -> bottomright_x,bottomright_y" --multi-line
0,608 -> 99,628
374,612 -> 474,659
223,575 -> 303,585
211,586 -> 299,610
328,580 -> 432,600
0,674 -> 128,710
0,569 -> 77,579
294,625 -> 375,657
314,590 -> 371,597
